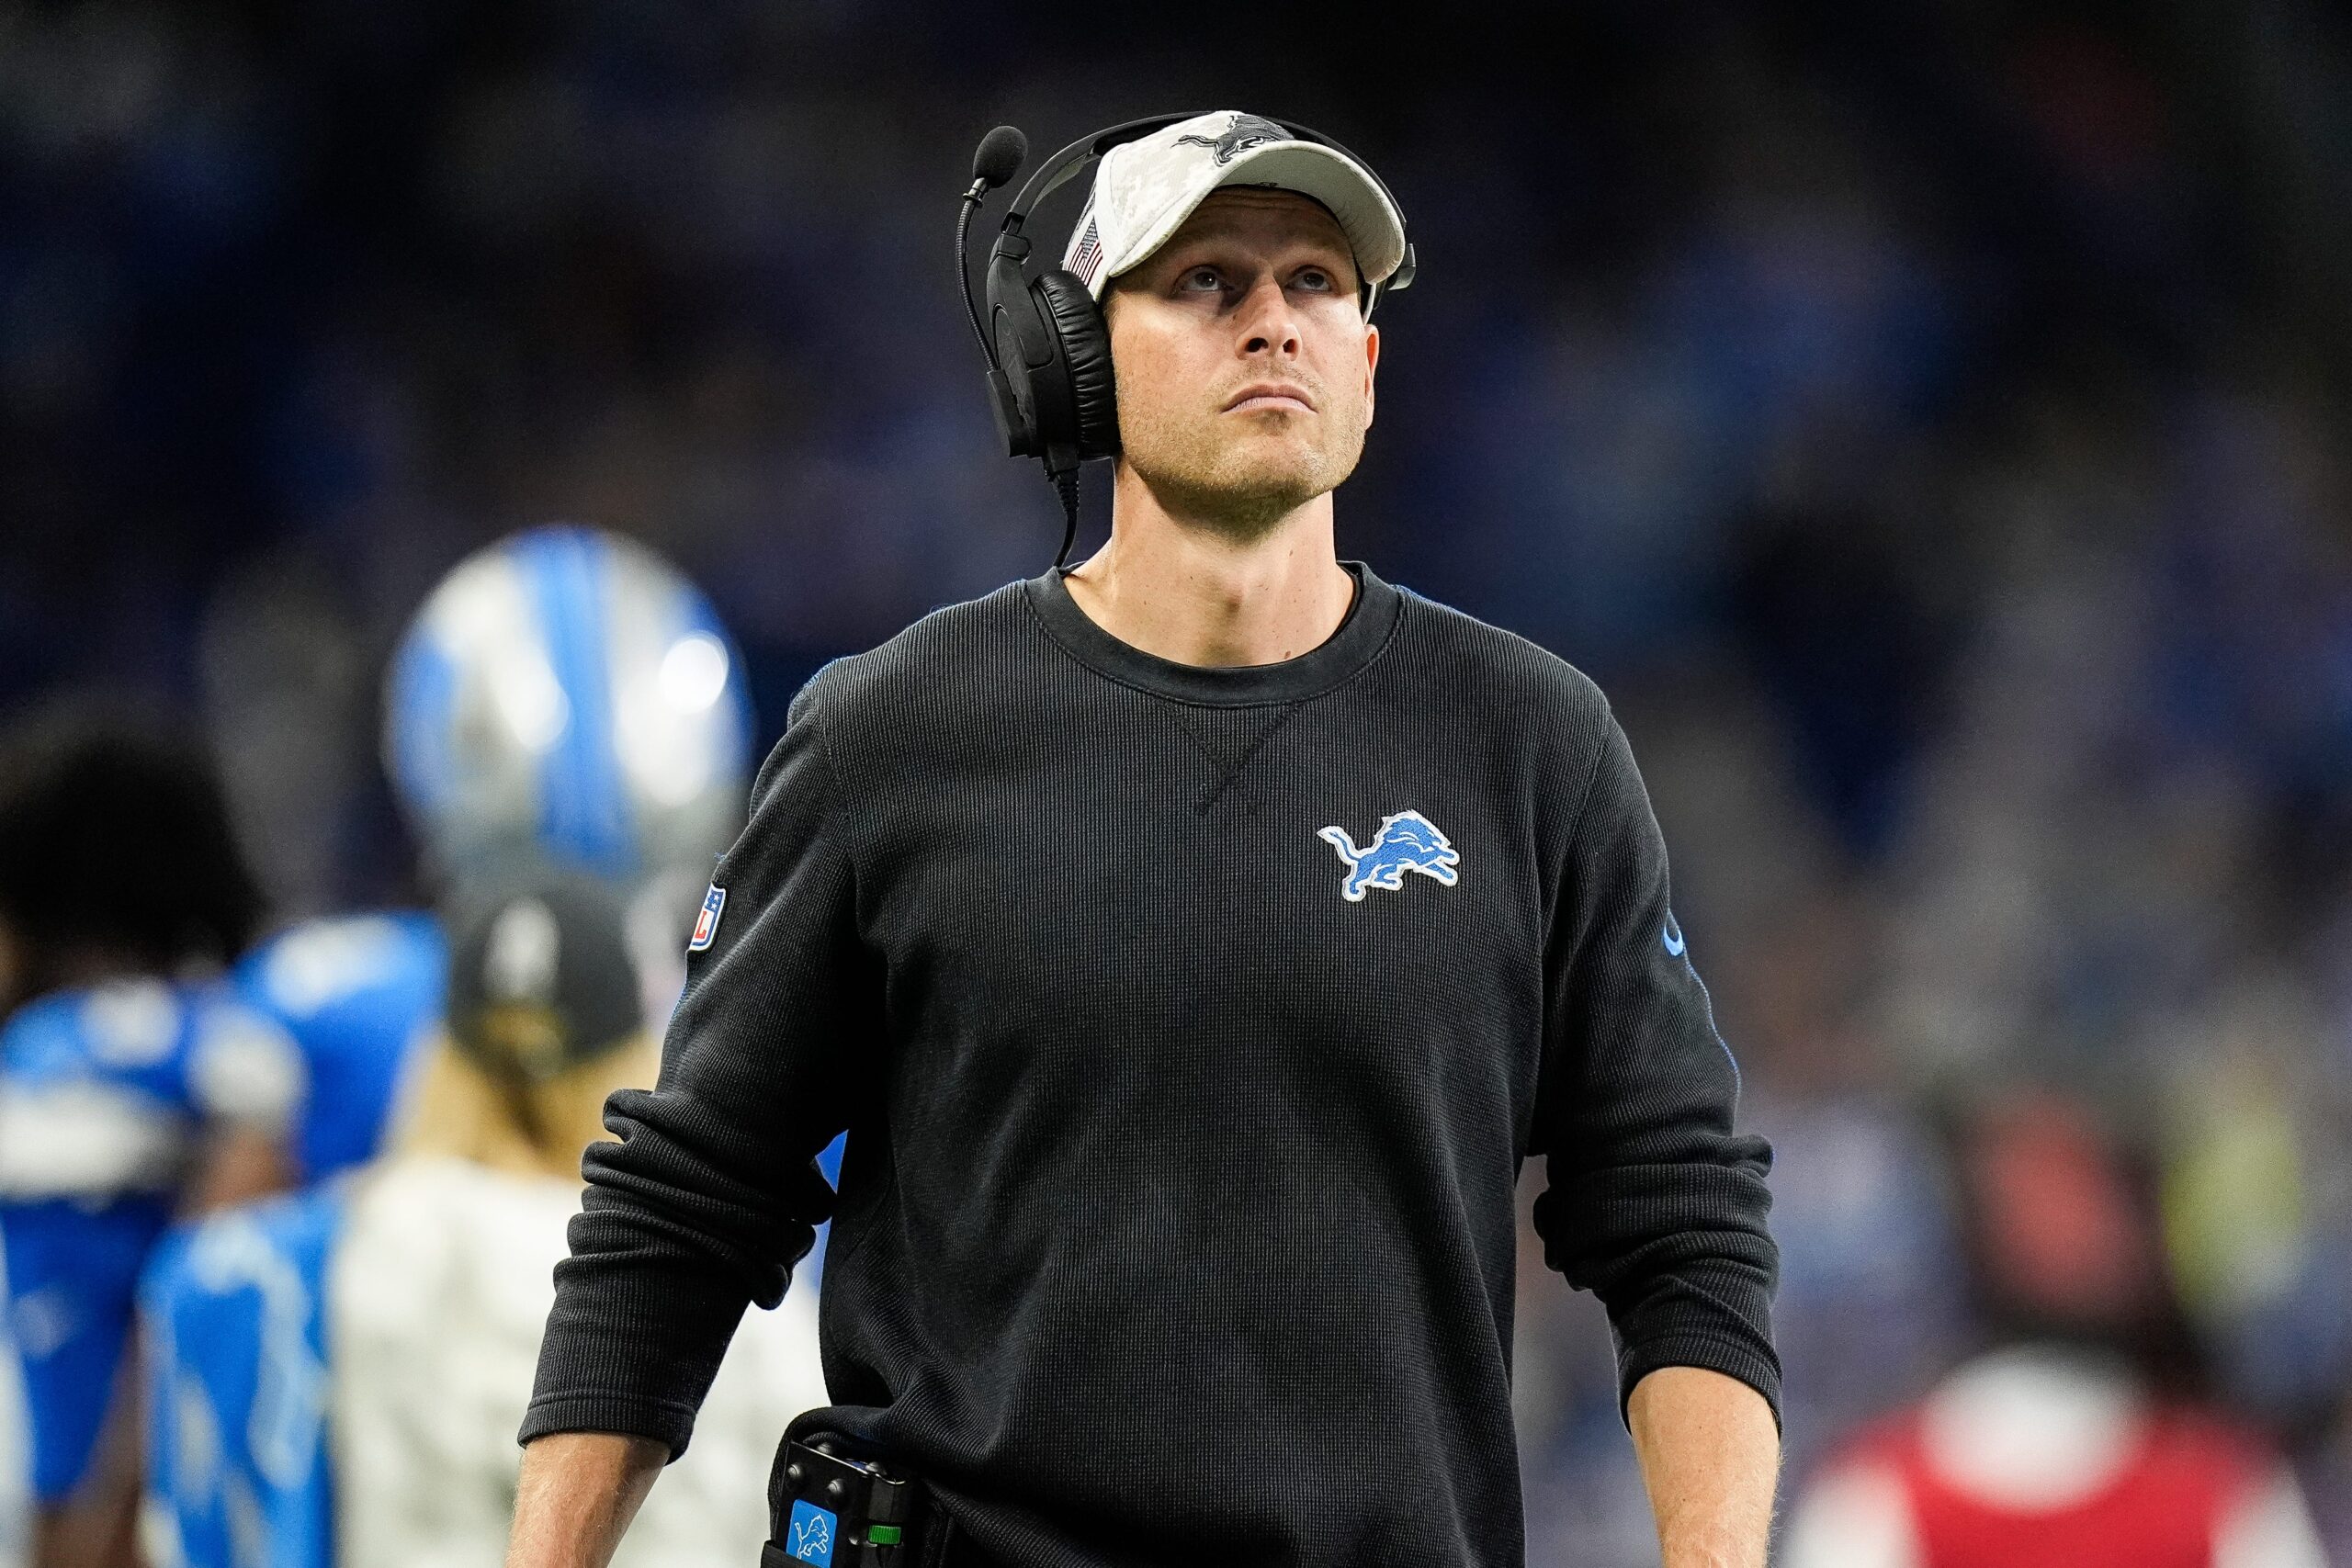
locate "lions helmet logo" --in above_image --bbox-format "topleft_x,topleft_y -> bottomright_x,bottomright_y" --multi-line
1175,113 -> 1290,166
1317,810 -> 1462,902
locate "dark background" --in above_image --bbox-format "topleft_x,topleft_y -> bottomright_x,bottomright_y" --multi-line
6,2 -> 2352,1558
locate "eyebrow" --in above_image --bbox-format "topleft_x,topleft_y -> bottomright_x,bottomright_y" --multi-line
1155,229 -> 1358,280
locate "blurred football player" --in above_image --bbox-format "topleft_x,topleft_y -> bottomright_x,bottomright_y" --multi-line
141,866 -> 822,1568
235,525 -> 759,1186
0,709 -> 304,1568
1781,1087 -> 2325,1568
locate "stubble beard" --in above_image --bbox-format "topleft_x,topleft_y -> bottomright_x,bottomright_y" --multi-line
1118,399 -> 1367,545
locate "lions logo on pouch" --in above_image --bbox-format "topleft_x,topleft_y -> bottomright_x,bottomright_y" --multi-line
1317,810 -> 1462,902
786,1499 -> 835,1565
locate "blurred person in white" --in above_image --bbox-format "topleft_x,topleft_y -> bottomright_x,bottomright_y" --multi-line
0,708 -> 304,1568
141,865 -> 823,1568
1781,1086 -> 2324,1568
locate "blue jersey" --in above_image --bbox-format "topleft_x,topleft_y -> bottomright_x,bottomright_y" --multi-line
0,980 -> 302,1503
235,914 -> 447,1180
141,1189 -> 338,1568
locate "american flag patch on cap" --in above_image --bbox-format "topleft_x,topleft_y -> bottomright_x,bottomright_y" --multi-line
1069,217 -> 1104,287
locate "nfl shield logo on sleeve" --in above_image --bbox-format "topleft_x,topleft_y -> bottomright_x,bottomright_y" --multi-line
688,884 -> 727,953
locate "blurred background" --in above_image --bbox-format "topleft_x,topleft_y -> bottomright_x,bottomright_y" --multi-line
5,1 -> 2352,1562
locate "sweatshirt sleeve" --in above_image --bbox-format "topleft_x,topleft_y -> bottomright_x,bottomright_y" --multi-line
1528,700 -> 1781,1427
520,679 -> 873,1457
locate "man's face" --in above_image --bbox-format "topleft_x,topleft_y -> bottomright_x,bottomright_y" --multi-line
1102,188 -> 1380,536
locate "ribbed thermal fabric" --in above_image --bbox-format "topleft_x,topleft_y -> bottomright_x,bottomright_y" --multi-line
524,562 -> 1779,1568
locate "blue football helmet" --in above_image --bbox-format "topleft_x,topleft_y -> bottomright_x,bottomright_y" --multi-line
385,526 -> 754,886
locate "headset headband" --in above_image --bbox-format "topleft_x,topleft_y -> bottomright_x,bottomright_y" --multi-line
1002,114 -> 1195,227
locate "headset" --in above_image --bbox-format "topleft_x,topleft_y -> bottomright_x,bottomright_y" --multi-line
956,113 -> 1418,568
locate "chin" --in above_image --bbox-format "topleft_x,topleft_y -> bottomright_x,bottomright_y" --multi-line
1219,435 -> 1334,489
1127,427 -> 1354,522
1213,464 -> 1325,513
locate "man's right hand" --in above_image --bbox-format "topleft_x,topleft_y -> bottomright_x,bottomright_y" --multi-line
505,1431 -> 670,1568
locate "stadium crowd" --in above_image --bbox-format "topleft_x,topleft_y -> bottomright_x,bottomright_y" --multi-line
3,2 -> 2351,1563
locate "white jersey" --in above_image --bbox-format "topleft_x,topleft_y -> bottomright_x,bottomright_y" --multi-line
330,1156 -> 826,1568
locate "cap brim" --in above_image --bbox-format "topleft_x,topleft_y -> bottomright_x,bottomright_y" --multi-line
1212,142 -> 1407,288
1089,138 -> 1407,299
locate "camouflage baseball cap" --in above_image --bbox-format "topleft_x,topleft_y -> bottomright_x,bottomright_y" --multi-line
1059,109 -> 1408,302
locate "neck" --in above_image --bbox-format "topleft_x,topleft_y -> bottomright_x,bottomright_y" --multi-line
1062,466 -> 1355,668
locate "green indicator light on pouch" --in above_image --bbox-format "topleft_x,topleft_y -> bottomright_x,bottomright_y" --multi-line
867,1525 -> 902,1546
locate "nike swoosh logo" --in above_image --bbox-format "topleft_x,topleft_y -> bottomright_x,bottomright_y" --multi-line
1663,917 -> 1686,957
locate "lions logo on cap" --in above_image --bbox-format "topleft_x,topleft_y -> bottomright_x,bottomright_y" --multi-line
1175,113 -> 1288,166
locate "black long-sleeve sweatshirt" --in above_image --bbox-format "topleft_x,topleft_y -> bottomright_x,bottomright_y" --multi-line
523,561 -> 1779,1568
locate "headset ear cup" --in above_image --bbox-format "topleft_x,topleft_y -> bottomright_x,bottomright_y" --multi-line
985,251 -> 1043,457
1033,268 -> 1120,461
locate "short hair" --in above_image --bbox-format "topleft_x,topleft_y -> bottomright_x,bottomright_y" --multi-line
0,703 -> 264,990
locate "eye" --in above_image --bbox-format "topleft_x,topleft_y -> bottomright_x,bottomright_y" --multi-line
1294,266 -> 1337,292
1178,265 -> 1223,293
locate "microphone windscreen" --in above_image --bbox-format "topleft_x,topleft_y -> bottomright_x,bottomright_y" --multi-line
973,126 -> 1027,190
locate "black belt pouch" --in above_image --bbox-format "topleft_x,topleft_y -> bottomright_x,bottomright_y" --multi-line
761,1412 -> 957,1568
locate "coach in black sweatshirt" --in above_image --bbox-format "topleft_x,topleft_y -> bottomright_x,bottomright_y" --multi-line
510,110 -> 1779,1568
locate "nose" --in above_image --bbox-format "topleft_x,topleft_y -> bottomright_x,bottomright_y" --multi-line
1234,271 -> 1301,359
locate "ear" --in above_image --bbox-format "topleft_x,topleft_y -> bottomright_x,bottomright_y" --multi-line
1363,322 -> 1380,430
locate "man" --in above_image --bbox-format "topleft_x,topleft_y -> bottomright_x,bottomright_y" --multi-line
0,708 -> 302,1568
509,110 -> 1781,1568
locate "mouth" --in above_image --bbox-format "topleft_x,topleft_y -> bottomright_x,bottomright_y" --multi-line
1222,383 -> 1317,415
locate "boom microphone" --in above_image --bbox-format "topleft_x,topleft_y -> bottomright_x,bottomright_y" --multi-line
971,126 -> 1027,195
958,127 -> 1028,366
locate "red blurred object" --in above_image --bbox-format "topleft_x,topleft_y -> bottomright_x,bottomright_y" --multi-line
1967,1094 -> 2157,1328
1862,1396 -> 2263,1568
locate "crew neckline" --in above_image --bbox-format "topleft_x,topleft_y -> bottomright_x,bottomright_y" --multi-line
1023,559 -> 1402,707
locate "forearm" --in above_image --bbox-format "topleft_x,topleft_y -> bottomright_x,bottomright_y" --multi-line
505,1431 -> 669,1568
1626,1366 -> 1779,1568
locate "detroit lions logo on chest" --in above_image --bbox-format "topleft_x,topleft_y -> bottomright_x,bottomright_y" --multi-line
1317,810 -> 1462,902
